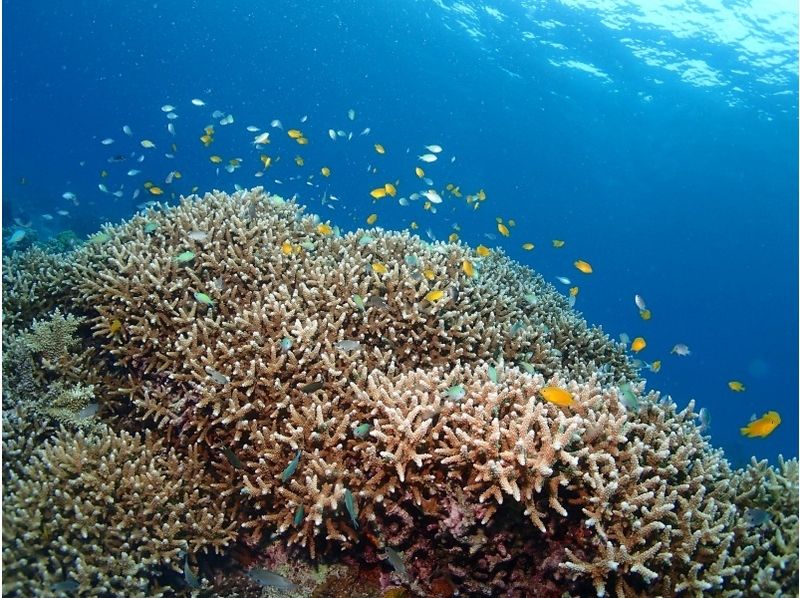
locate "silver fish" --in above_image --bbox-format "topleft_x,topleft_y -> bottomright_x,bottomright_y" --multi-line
246,568 -> 297,590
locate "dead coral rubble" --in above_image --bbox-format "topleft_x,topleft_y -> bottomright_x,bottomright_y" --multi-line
2,188 -> 797,596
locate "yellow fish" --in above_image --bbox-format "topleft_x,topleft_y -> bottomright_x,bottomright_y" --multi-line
210,155 -> 223,164
374,143 -> 386,154
639,309 -> 652,320
200,134 -> 213,146
281,241 -> 293,255
740,411 -> 780,438
321,166 -> 331,177
109,319 -> 122,335
316,223 -> 333,235
415,167 -> 425,178
384,183 -> 397,197
370,187 -> 387,199
476,245 -> 491,257
423,268 -> 435,280
477,189 -> 486,201
294,156 -> 304,166
539,386 -> 574,407
631,337 -> 646,353
449,233 -> 459,243
173,171 -> 182,179
522,243 -> 534,250
569,286 -> 579,297
462,259 -> 475,278
508,219 -> 516,227
367,213 -> 378,225
371,262 -> 388,274
148,186 -> 164,196
296,137 -> 309,145
574,260 -> 593,274
140,139 -> 156,148
649,360 -> 662,373
100,170 -> 108,178
425,289 -> 445,302
728,381 -> 746,392
552,239 -> 565,248
410,221 -> 419,230
261,155 -> 272,169
497,222 -> 510,237
287,129 -> 303,139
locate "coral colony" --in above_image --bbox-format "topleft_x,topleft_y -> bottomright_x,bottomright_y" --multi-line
3,188 -> 797,596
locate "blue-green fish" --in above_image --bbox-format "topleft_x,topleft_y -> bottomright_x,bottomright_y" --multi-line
281,450 -> 302,483
344,488 -> 359,529
446,385 -> 466,401
487,365 -> 498,383
144,222 -> 159,233
193,291 -> 214,306
519,362 -> 536,375
7,230 -> 26,246
175,250 -> 196,263
280,337 -> 293,352
293,505 -> 305,527
619,383 -> 639,412
357,234 -> 374,246
352,294 -> 366,310
354,422 -> 371,439
184,553 -> 200,589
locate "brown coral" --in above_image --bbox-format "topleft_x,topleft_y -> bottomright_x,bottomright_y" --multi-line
2,188 -> 797,596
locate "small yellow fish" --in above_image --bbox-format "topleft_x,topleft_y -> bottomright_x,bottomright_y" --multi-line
649,360 -> 662,373
522,243 -> 534,250
631,337 -> 646,353
740,411 -> 780,438
415,166 -> 425,178
497,222 -> 510,237
384,183 -> 397,197
423,268 -> 435,280
294,156 -> 304,166
371,262 -> 388,274
200,134 -> 213,146
574,260 -> 593,274
539,386 -> 574,407
552,239 -> 565,248
449,233 -> 459,243
109,319 -> 122,335
370,187 -> 387,199
367,213 -> 378,225
173,171 -> 182,179
410,221 -> 419,230
374,143 -> 386,154
260,155 -> 272,169
287,129 -> 303,139
100,170 -> 108,178
316,223 -> 333,235
210,155 -> 223,164
476,245 -> 491,257
425,289 -> 444,302
462,259 -> 475,278
728,381 -> 746,392
569,286 -> 579,297
229,158 -> 240,167
148,186 -> 164,196
281,241 -> 293,255
321,166 -> 331,177
296,136 -> 309,145
508,219 -> 516,227
140,139 -> 156,148
639,309 -> 652,320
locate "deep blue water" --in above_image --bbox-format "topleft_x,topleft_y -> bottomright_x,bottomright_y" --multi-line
4,0 -> 798,464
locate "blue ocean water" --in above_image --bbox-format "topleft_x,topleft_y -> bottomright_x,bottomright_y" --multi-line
4,1 -> 797,464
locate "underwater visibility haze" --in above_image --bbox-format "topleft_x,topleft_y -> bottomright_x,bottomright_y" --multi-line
2,0 -> 798,596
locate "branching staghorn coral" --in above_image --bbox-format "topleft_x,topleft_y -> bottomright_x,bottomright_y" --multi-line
2,426 -> 238,597
2,188 -> 797,596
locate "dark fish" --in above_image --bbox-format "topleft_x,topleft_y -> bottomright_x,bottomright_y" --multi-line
300,381 -> 324,393
281,450 -> 302,483
366,295 -> 389,309
246,568 -> 298,590
184,553 -> 201,589
51,580 -> 79,592
744,508 -> 771,528
221,445 -> 243,469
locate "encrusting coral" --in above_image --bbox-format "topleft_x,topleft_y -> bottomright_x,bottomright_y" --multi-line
2,188 -> 797,596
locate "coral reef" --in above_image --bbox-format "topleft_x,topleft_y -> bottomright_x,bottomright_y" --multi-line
2,188 -> 797,596
2,426 -> 238,597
